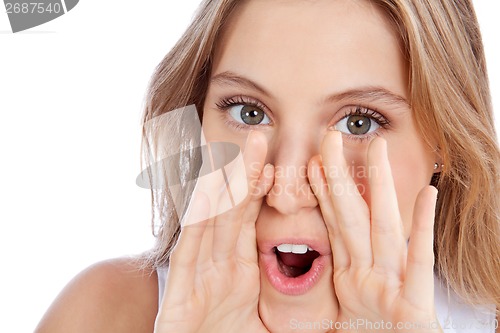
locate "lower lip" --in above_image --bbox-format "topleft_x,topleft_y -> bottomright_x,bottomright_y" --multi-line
259,251 -> 329,296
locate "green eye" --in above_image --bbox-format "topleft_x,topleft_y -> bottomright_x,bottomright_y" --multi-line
229,104 -> 270,125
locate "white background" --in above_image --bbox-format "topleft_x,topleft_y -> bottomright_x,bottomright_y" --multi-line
0,1 -> 498,332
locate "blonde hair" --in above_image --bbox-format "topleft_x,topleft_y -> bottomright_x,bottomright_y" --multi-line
140,0 -> 500,311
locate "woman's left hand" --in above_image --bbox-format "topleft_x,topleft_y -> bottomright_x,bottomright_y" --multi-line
308,131 -> 443,333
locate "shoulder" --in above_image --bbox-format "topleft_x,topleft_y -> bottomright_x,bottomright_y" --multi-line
35,257 -> 159,333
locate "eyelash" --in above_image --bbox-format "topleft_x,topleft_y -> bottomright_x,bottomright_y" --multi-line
215,95 -> 271,130
214,96 -> 391,141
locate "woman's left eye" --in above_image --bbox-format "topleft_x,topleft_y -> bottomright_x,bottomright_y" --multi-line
334,111 -> 382,135
228,104 -> 271,126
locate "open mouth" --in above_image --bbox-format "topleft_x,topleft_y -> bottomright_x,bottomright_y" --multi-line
259,241 -> 329,296
274,244 -> 320,278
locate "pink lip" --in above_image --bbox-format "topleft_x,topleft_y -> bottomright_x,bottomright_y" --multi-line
259,239 -> 332,296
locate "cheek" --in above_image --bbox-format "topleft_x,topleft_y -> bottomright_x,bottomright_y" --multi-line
344,140 -> 433,239
391,152 -> 433,238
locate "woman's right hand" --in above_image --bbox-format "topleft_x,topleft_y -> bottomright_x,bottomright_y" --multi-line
154,131 -> 274,333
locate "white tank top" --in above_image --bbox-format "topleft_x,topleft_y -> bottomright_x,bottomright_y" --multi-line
157,267 -> 496,332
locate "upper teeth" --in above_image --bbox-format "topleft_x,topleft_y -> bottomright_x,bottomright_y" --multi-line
277,244 -> 313,254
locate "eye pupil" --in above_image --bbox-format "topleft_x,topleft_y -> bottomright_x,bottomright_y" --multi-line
347,115 -> 371,134
241,105 -> 265,125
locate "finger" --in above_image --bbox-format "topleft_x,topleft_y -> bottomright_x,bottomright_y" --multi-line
321,131 -> 372,267
196,136 -> 251,265
368,137 -> 406,275
196,217 -> 215,266
403,186 -> 438,309
164,191 -> 210,305
237,162 -> 274,263
212,131 -> 267,262
190,142 -> 230,264
308,155 -> 350,269
252,162 -> 275,200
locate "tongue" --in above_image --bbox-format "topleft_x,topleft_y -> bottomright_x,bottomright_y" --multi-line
276,251 -> 320,278
279,252 -> 318,268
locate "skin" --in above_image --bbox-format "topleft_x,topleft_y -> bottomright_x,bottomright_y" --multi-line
200,0 -> 438,331
35,1 -> 499,332
35,258 -> 159,333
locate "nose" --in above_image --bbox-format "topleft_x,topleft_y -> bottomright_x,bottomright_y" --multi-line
265,129 -> 319,215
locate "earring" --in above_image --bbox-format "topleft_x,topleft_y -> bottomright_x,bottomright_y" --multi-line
434,162 -> 444,171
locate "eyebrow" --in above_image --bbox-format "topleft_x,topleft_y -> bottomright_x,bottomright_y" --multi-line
210,71 -> 410,109
327,87 -> 410,109
211,71 -> 272,97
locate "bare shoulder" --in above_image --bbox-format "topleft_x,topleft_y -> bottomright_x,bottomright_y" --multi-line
35,257 -> 159,333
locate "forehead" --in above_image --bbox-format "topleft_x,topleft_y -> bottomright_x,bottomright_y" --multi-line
212,0 -> 408,100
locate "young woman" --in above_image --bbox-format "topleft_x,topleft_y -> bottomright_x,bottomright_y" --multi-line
36,0 -> 499,332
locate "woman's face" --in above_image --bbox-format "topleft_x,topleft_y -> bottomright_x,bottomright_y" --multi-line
202,0 -> 436,329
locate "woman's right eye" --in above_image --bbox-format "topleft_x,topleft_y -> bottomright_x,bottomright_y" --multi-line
228,104 -> 271,126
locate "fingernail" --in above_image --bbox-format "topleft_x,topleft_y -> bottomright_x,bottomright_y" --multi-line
332,130 -> 343,144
